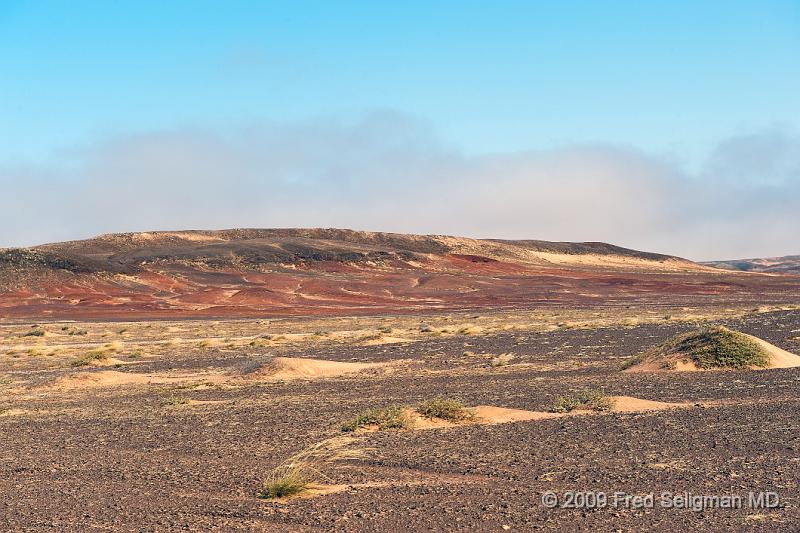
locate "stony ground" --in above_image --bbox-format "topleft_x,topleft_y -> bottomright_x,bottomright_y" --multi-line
1,308 -> 800,531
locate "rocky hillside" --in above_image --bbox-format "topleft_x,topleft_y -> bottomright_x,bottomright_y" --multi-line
1,229 -> 795,320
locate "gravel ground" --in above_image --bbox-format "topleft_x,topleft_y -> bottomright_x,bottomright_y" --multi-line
2,310 -> 800,531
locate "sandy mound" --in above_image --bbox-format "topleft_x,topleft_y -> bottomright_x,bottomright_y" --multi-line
85,357 -> 131,367
45,371 -> 222,391
471,405 -> 560,423
748,336 -> 800,368
243,357 -> 392,381
608,396 -> 685,412
624,326 -> 800,372
401,398 -> 684,430
48,370 -> 156,390
361,336 -> 412,346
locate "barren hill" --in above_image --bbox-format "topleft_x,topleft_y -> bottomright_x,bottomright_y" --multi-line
1,229 -> 797,320
703,255 -> 800,275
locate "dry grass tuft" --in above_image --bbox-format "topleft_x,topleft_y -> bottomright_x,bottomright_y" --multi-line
260,436 -> 365,499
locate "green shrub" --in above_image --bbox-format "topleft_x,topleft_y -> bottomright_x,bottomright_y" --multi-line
71,349 -> 110,367
417,398 -> 476,422
550,390 -> 614,413
342,405 -> 409,432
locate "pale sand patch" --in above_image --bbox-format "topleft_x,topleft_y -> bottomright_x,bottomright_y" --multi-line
44,371 -> 225,391
275,475 -> 486,501
249,357 -> 395,381
86,357 -> 135,367
749,335 -> 800,368
403,397 -> 691,431
471,405 -> 561,423
608,395 -> 687,412
361,336 -> 412,346
187,399 -> 229,406
0,408 -> 26,417
626,357 -> 706,372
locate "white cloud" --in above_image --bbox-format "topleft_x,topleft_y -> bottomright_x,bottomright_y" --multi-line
1,113 -> 798,261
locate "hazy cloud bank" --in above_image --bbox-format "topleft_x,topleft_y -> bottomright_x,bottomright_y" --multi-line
1,113 -> 798,261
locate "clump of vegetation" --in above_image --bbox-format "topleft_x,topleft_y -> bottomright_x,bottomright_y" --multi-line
670,326 -> 769,369
70,344 -> 119,367
238,356 -> 276,375
627,326 -> 771,370
22,329 -> 45,337
417,398 -> 476,422
619,353 -> 647,370
248,338 -> 271,348
419,323 -> 433,333
71,349 -> 110,367
488,353 -> 515,368
377,326 -> 393,334
162,395 -> 190,406
260,437 -> 364,500
341,405 -> 410,432
550,389 -> 615,413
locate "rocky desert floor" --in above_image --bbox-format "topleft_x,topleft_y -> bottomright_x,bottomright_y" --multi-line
2,304 -> 800,531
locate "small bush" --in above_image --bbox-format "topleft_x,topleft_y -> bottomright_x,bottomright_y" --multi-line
71,348 -> 111,367
673,327 -> 769,368
550,390 -> 614,413
341,405 -> 409,432
619,353 -> 646,370
162,395 -> 190,406
488,353 -> 515,367
238,356 -> 275,375
630,326 -> 771,370
417,398 -> 476,422
22,329 -> 45,337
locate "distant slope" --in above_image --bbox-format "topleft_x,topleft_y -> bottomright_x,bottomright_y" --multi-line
3,228 -> 694,276
1,228 -> 795,320
703,255 -> 800,275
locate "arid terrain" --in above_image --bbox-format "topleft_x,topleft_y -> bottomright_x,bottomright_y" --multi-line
703,255 -> 800,275
2,230 -> 800,531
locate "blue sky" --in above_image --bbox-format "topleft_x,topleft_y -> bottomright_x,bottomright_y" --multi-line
1,1 -> 799,258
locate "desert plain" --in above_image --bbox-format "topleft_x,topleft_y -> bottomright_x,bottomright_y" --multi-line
2,229 -> 800,531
